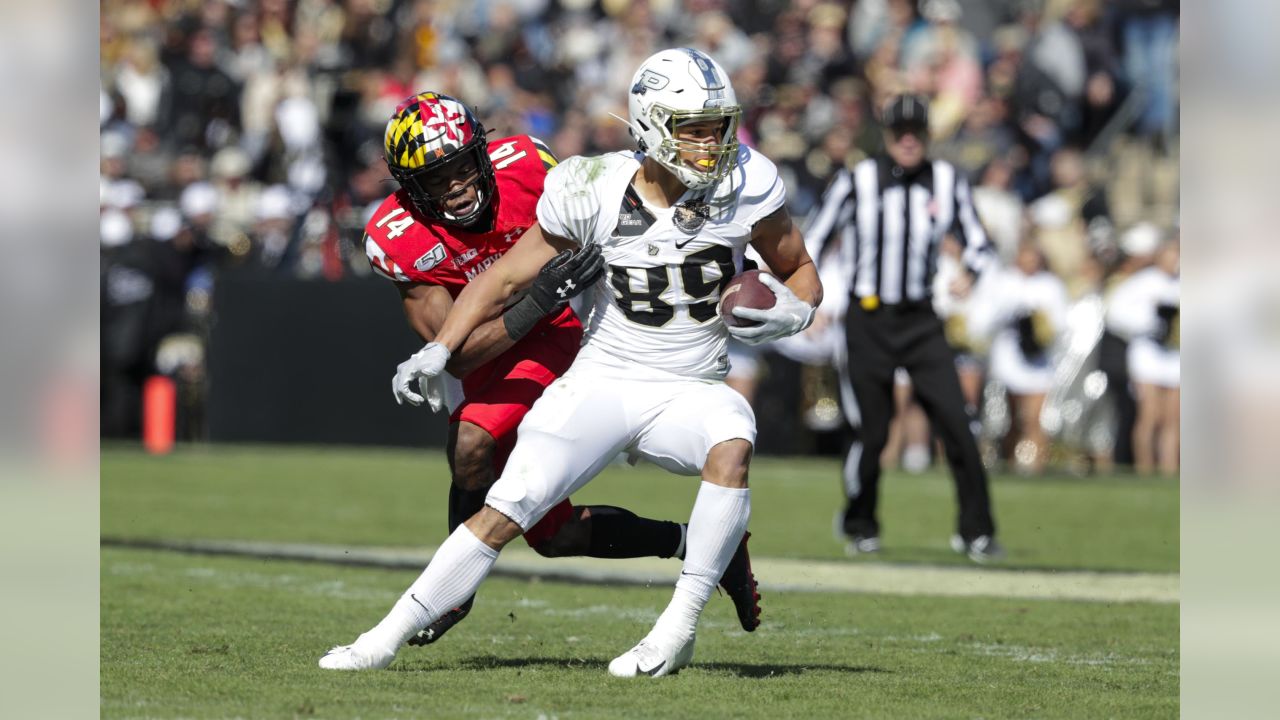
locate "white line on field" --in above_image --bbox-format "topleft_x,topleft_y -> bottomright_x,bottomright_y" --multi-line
100,537 -> 1178,604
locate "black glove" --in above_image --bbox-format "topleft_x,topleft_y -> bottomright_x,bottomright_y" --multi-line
504,243 -> 605,340
528,243 -> 605,313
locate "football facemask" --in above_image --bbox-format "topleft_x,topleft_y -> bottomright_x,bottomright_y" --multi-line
628,48 -> 743,191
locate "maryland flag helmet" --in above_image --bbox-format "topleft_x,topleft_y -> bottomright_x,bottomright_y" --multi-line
384,92 -> 495,227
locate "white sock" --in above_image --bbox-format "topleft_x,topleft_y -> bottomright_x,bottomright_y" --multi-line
363,525 -> 498,651
656,482 -> 750,639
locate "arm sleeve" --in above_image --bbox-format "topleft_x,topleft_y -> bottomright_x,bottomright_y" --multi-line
743,151 -> 788,228
803,168 -> 855,266
535,157 -> 597,245
952,175 -> 997,277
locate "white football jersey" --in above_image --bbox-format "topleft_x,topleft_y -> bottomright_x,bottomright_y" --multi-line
537,146 -> 786,379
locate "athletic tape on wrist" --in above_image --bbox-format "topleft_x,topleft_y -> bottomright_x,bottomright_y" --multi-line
503,295 -> 554,341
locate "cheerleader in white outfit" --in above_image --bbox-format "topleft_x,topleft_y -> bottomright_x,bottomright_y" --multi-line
1105,239 -> 1180,475
970,242 -> 1069,473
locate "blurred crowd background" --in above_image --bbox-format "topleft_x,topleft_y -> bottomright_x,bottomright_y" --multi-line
100,0 -> 1180,475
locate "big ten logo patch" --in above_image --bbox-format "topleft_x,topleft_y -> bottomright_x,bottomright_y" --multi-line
451,248 -> 479,268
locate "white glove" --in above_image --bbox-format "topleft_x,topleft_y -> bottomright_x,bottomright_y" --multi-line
728,274 -> 817,346
392,342 -> 451,408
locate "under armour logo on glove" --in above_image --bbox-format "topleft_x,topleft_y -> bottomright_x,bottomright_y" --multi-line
504,245 -> 605,342
528,244 -> 603,312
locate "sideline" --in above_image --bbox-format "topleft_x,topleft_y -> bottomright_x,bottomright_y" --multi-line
101,536 -> 1178,604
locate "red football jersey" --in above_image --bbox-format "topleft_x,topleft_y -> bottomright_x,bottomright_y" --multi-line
363,134 -> 578,342
364,134 -> 557,291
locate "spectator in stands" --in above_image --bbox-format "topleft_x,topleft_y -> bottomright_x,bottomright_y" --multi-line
970,155 -> 1026,263
937,94 -> 1018,177
164,28 -> 240,151
209,147 -> 260,246
1117,0 -> 1179,151
1027,146 -> 1110,298
100,133 -> 145,213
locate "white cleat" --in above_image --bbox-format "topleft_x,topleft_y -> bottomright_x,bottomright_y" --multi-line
318,634 -> 397,671
607,634 -> 695,678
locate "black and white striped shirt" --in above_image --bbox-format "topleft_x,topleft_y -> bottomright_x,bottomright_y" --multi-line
806,157 -> 995,305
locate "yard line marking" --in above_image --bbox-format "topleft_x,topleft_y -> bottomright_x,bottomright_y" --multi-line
101,537 -> 1178,605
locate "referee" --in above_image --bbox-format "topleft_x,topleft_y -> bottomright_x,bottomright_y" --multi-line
808,94 -> 1003,562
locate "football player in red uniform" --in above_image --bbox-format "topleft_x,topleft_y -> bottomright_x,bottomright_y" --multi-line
361,93 -> 760,645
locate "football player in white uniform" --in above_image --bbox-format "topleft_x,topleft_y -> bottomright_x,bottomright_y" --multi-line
320,48 -> 822,676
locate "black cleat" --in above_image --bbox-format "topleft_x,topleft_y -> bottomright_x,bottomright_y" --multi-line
718,532 -> 761,632
407,595 -> 475,646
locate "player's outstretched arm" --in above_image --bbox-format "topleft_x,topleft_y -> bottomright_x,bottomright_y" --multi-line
392,224 -> 596,406
396,282 -> 523,379
434,223 -> 582,353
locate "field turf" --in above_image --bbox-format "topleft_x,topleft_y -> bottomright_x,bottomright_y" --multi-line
101,445 -> 1179,718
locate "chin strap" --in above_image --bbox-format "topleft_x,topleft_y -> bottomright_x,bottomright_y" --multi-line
609,112 -> 647,151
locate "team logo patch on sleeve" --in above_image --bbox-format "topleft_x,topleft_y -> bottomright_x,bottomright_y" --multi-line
414,243 -> 449,271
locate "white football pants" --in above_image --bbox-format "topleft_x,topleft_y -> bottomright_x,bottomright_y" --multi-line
484,355 -> 756,531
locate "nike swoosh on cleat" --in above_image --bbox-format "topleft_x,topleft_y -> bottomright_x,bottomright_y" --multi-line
643,661 -> 666,676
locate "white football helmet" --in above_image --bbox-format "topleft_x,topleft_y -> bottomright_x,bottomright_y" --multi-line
626,48 -> 742,191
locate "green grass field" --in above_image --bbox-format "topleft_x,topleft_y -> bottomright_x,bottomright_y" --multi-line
102,445 -> 1179,718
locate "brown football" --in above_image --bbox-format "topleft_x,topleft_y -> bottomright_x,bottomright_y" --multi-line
719,269 -> 777,328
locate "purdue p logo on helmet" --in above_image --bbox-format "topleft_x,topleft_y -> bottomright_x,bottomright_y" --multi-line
383,92 -> 496,227
627,49 -> 742,191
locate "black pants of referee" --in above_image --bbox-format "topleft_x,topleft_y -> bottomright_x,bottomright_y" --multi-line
841,300 -> 996,542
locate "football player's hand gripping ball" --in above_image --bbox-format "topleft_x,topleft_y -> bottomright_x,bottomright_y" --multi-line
727,274 -> 817,346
